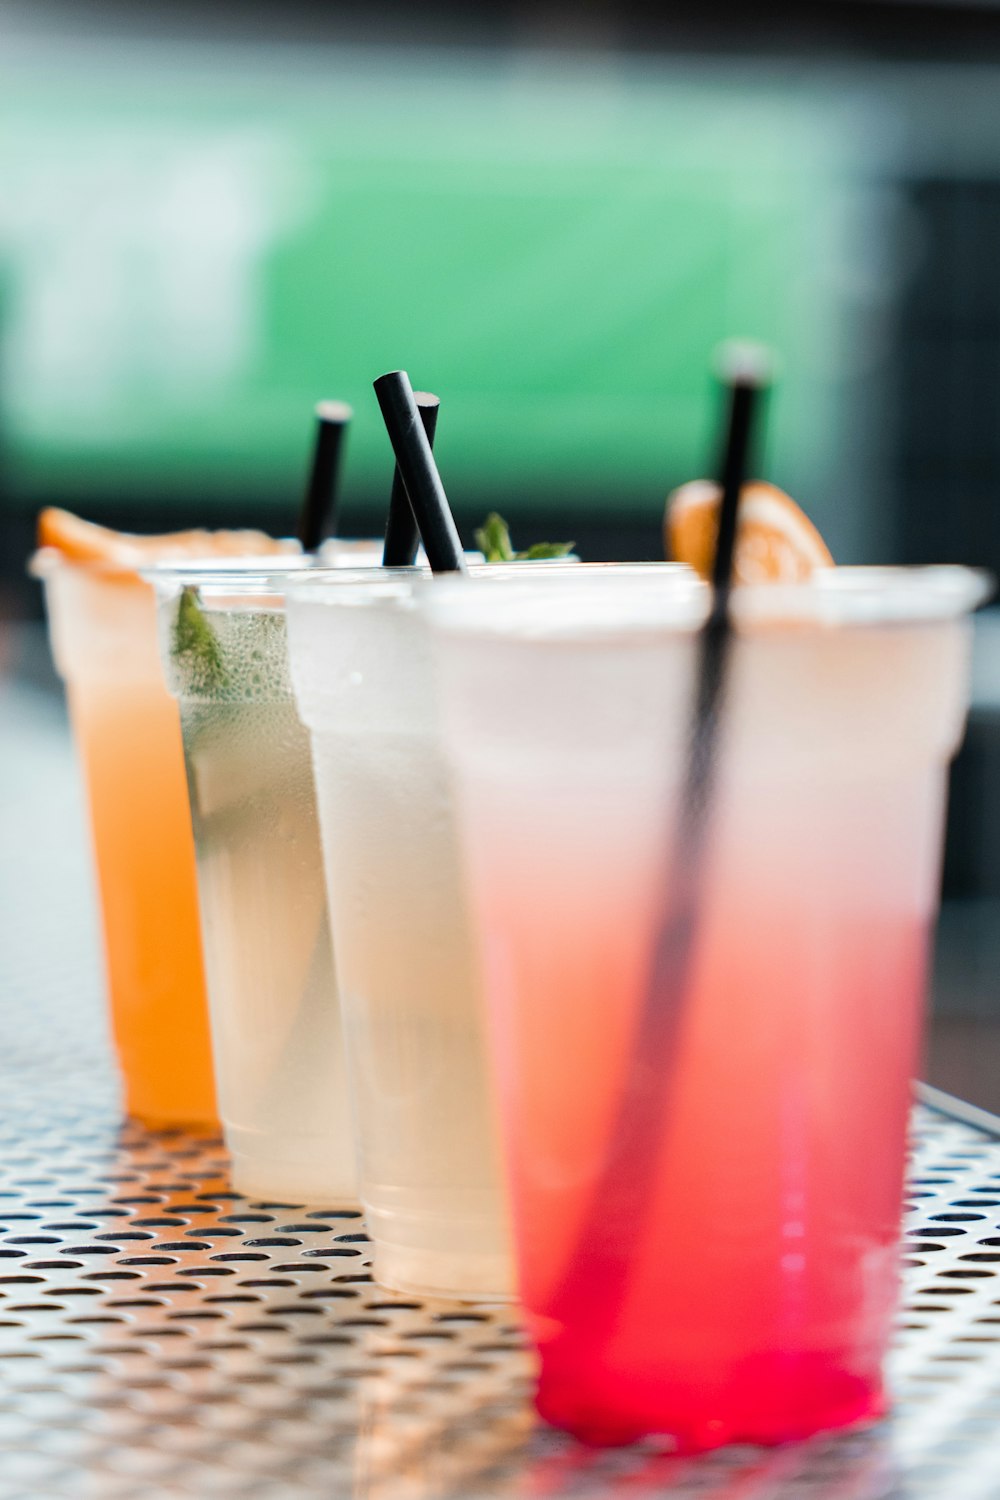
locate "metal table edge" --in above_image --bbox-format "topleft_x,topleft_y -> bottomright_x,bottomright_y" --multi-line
916,1078 -> 1000,1136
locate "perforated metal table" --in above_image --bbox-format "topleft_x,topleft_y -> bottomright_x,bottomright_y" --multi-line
4,664 -> 1000,1499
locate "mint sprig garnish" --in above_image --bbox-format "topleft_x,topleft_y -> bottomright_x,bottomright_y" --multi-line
172,585 -> 227,691
515,540 -> 577,560
475,513 -> 516,562
474,512 -> 574,564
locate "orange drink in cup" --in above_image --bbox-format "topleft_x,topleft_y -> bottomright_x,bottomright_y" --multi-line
33,510 -> 295,1126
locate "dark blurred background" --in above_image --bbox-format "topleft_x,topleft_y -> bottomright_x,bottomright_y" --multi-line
3,0 -> 1000,1103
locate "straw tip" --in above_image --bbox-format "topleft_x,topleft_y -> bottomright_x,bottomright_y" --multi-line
412,391 -> 440,410
373,370 -> 409,391
713,340 -> 778,390
314,399 -> 354,425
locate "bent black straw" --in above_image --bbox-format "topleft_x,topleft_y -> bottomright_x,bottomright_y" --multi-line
297,400 -> 353,551
383,393 -> 440,566
550,343 -> 773,1337
373,372 -> 466,574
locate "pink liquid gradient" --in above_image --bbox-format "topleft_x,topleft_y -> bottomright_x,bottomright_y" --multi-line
429,574 -> 982,1449
466,773 -> 940,1449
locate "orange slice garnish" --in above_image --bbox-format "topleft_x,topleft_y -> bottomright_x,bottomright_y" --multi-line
35,507 -> 297,573
665,480 -> 833,584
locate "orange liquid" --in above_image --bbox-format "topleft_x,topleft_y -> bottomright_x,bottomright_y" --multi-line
66,663 -> 217,1126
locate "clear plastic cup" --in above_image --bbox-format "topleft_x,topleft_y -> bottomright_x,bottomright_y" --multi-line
317,539 -> 386,568
35,555 -> 218,1125
285,563 -> 682,1299
316,540 -> 487,568
423,565 -> 989,1447
154,562 -> 358,1203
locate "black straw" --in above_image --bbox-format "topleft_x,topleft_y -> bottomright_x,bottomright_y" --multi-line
297,400 -> 353,552
549,344 -> 772,1337
382,393 -> 440,566
711,344 -> 773,607
373,372 -> 466,575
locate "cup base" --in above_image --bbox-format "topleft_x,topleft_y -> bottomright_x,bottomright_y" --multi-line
126,1101 -> 219,1132
535,1346 -> 889,1450
371,1237 -> 513,1303
230,1150 -> 358,1209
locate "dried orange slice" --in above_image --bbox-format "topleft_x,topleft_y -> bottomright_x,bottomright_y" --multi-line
35,507 -> 296,572
665,480 -> 833,584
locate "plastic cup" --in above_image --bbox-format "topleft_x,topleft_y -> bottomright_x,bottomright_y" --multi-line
423,564 -> 989,1448
316,540 -> 487,568
36,556 -> 217,1125
154,563 -> 358,1203
317,539 -> 386,568
285,563 -> 680,1299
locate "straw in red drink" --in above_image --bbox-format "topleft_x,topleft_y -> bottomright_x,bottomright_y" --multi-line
544,347 -> 773,1437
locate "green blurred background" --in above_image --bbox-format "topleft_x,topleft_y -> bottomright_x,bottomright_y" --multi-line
6,3 -> 1000,589
0,21 -> 902,575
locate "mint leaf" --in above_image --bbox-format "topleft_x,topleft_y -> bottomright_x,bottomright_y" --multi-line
475,511 -> 575,564
172,586 -> 227,691
516,540 -> 576,560
475,512 -> 515,563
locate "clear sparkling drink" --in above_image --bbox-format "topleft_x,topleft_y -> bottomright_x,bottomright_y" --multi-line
425,566 -> 987,1448
158,574 -> 355,1203
287,576 -> 513,1298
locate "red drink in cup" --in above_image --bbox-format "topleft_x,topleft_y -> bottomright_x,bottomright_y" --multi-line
425,564 -> 986,1449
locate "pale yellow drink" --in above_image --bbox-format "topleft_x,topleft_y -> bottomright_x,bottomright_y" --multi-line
288,576 -> 512,1297
158,573 -> 356,1203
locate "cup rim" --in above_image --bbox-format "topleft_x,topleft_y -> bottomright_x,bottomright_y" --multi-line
148,563 -> 423,602
283,561 -> 688,610
30,545 -> 304,583
417,565 -> 995,639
